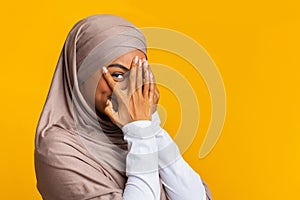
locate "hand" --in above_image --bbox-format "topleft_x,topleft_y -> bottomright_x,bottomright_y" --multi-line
102,56 -> 156,127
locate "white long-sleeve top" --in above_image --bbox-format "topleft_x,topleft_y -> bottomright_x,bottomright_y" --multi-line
122,112 -> 207,200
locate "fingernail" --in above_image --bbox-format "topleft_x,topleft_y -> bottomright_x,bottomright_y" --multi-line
134,56 -> 139,64
143,60 -> 148,68
150,72 -> 153,79
103,66 -> 108,74
138,59 -> 142,67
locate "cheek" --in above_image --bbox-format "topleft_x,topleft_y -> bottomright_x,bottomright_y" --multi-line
95,78 -> 111,112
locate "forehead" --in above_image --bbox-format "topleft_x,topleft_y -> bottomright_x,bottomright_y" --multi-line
109,49 -> 146,69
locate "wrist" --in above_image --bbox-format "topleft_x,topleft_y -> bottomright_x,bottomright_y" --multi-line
151,111 -> 160,123
122,120 -> 158,139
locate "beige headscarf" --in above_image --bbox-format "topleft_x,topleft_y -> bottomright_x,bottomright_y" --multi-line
34,14 -> 171,200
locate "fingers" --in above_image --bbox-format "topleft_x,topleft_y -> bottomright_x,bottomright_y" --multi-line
149,69 -> 155,103
154,87 -> 160,104
102,66 -> 122,98
150,66 -> 160,104
103,99 -> 117,124
102,66 -> 115,89
146,64 -> 160,104
143,59 -> 150,99
129,56 -> 139,95
136,59 -> 143,96
147,64 -> 160,113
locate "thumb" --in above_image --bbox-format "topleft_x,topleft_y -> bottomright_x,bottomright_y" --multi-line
103,99 -> 118,124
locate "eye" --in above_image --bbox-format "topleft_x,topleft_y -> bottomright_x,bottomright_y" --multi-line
111,72 -> 125,82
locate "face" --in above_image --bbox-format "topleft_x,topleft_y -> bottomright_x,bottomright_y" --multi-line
95,49 -> 146,118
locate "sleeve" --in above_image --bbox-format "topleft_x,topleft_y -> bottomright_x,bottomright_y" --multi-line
35,127 -> 124,200
121,120 -> 161,200
152,112 -> 213,200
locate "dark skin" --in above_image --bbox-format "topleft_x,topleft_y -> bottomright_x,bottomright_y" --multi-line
95,49 -> 159,127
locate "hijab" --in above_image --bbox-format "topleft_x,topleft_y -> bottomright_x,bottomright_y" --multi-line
34,14 -> 170,199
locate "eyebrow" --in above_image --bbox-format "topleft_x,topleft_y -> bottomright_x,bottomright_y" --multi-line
107,63 -> 129,72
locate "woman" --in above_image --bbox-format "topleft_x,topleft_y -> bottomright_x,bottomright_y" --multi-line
34,14 -> 212,200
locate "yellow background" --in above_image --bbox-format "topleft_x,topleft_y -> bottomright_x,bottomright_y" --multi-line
1,0 -> 299,199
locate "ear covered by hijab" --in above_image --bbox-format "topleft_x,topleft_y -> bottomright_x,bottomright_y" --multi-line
35,14 -> 147,172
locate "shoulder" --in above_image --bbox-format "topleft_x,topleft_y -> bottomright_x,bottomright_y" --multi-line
34,126 -> 123,200
35,126 -> 87,165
